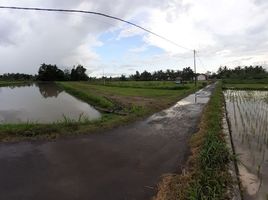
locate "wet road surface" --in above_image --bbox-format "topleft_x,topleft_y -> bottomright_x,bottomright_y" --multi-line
0,84 -> 215,200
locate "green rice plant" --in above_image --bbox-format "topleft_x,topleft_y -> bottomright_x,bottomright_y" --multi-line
224,89 -> 268,198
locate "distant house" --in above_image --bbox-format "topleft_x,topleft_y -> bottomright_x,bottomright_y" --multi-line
197,74 -> 207,81
175,77 -> 183,84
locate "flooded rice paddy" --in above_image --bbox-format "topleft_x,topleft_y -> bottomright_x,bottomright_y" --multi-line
0,83 -> 101,124
224,90 -> 268,200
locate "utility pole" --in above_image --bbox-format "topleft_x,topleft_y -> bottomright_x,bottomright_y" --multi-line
193,49 -> 197,88
103,68 -> 105,85
193,49 -> 197,103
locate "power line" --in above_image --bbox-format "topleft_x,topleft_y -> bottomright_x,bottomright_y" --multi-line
0,6 -> 192,51
195,52 -> 209,73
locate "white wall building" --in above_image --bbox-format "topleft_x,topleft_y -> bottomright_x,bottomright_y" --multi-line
197,74 -> 207,81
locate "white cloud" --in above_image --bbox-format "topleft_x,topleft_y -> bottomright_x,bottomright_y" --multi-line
129,45 -> 148,53
116,26 -> 145,40
0,0 -> 267,75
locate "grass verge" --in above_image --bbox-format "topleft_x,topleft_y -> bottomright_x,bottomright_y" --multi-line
154,82 -> 232,200
0,114 -> 134,142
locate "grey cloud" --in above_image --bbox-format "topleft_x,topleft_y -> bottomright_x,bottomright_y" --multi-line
254,0 -> 268,6
0,20 -> 17,46
0,0 -> 167,74
0,0 -> 267,75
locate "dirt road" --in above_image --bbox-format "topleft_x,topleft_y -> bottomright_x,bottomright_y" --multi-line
0,84 -> 215,200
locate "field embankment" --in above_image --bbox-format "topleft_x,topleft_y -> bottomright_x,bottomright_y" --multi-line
154,82 -> 232,200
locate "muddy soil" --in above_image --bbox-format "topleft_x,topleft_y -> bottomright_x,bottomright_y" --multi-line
0,84 -> 215,200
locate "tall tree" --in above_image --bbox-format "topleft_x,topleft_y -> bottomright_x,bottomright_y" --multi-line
140,70 -> 152,81
119,74 -> 127,81
37,63 -> 64,81
71,65 -> 89,81
182,67 -> 194,81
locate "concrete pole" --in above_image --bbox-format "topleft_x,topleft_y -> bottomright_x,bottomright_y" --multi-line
194,49 -> 197,88
194,49 -> 197,103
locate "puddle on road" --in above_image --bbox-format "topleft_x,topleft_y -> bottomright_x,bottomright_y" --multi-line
224,90 -> 268,200
148,85 -> 213,126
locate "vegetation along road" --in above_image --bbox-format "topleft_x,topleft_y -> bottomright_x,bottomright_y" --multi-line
0,83 -> 215,200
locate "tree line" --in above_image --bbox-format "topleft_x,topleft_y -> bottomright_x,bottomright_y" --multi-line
0,64 -> 267,82
0,64 -> 89,81
126,67 -> 195,81
37,63 -> 89,81
217,65 -> 267,79
0,73 -> 35,81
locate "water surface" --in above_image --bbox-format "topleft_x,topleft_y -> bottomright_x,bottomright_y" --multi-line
224,90 -> 268,200
0,83 -> 101,123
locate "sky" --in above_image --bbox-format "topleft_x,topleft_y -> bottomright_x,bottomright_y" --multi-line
0,0 -> 268,77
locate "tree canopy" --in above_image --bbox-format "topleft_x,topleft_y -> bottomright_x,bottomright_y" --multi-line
37,64 -> 65,81
1,64 -> 267,82
0,73 -> 35,81
70,65 -> 89,81
182,67 -> 194,81
217,65 -> 267,79
128,69 -> 184,81
37,64 -> 89,81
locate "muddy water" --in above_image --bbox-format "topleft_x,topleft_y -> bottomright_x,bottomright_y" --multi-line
0,83 -> 101,123
224,90 -> 268,200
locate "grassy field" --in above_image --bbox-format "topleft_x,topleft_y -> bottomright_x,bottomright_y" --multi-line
0,81 -> 200,141
223,78 -> 268,84
58,82 -> 201,112
89,80 -> 196,90
0,81 -> 32,87
223,83 -> 268,90
222,78 -> 268,90
154,82 -> 232,200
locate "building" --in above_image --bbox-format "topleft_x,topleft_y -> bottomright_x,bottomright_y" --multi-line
197,74 -> 207,81
175,77 -> 182,84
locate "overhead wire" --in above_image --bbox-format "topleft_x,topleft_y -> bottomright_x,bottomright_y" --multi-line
0,6 -> 193,51
0,5 -> 201,80
195,51 -> 209,73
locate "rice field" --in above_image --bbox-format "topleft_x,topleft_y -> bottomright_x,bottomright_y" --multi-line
224,90 -> 268,200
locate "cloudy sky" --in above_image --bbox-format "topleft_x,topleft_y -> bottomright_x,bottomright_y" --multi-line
0,0 -> 268,77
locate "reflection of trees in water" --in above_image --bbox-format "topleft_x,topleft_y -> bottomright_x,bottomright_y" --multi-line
36,82 -> 63,98
8,83 -> 33,89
